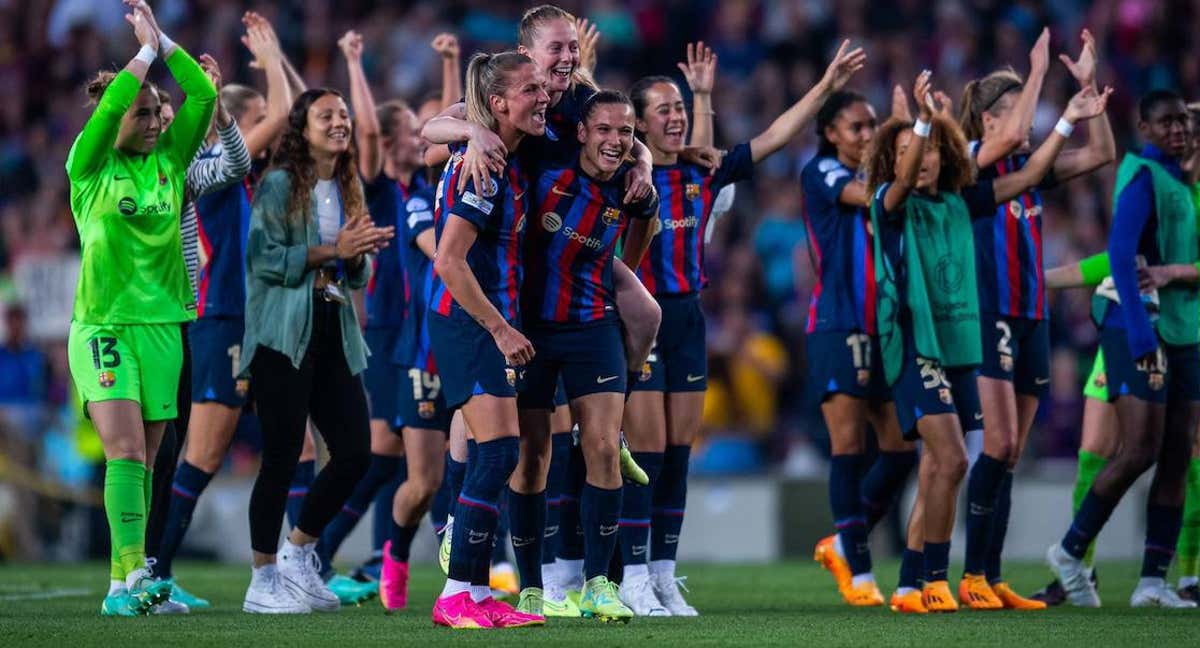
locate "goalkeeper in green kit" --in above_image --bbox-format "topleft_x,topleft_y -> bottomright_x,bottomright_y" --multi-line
65,0 -> 216,616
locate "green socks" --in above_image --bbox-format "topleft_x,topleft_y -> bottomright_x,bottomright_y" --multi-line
105,459 -> 148,578
1073,450 -> 1108,566
1178,457 -> 1200,578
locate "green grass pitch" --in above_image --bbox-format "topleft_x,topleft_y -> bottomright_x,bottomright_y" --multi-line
1,561 -> 1195,646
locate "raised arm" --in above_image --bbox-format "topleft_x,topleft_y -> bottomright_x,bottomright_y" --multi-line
241,12 -> 291,158
974,28 -> 1049,169
678,42 -> 716,148
66,7 -> 158,179
1051,29 -> 1117,181
185,56 -> 252,198
340,31 -> 382,181
992,84 -> 1112,202
431,33 -> 462,111
881,71 -> 933,213
749,40 -> 865,163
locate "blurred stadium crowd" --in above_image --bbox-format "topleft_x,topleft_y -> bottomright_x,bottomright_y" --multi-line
1,0 -> 1198,558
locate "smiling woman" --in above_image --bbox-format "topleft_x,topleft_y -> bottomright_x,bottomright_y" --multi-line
238,86 -> 395,614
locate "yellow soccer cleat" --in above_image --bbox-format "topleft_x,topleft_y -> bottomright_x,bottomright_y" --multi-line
842,580 -> 885,607
813,535 -> 852,594
958,574 -> 1003,610
992,582 -> 1048,610
618,436 -> 649,486
890,589 -> 928,614
922,580 -> 960,613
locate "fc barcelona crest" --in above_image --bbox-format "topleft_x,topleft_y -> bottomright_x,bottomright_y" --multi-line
418,401 -> 436,420
685,183 -> 701,200
99,371 -> 116,388
506,368 -> 518,386
938,387 -> 953,404
856,369 -> 870,386
601,207 -> 622,227
999,354 -> 1014,372
639,362 -> 653,382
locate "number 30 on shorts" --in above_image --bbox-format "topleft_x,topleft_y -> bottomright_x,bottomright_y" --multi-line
408,369 -> 442,401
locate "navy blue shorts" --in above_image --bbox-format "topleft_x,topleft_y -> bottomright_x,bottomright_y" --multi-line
806,330 -> 890,402
395,365 -> 452,433
893,332 -> 982,440
427,309 -> 522,410
1100,327 -> 1169,404
189,316 -> 248,407
631,294 -> 707,393
979,313 -> 1050,398
363,327 -> 402,425
519,320 -> 627,410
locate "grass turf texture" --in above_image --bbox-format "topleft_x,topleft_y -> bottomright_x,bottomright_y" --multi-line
1,561 -> 1195,646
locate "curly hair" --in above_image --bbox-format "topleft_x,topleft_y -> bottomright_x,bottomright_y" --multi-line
269,88 -> 366,227
866,114 -> 974,195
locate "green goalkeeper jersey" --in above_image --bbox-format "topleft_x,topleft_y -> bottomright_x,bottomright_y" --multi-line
66,48 -> 216,325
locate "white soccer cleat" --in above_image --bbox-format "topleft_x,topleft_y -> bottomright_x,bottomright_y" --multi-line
619,573 -> 670,616
152,598 -> 190,614
651,572 -> 698,617
1046,543 -> 1101,608
1130,582 -> 1198,608
243,566 -> 312,614
277,541 -> 339,612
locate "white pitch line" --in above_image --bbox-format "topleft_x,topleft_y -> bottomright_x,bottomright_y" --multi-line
0,588 -> 93,602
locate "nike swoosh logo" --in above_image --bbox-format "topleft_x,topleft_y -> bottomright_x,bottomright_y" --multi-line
113,175 -> 131,181
632,545 -> 647,556
511,536 -> 535,548
513,191 -> 526,201
686,374 -> 704,383
597,375 -> 619,384
552,186 -> 574,197
599,524 -> 618,536
974,413 -> 984,420
1035,378 -> 1051,385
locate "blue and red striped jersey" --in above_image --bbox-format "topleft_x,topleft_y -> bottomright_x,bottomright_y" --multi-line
393,185 -> 438,373
195,173 -> 255,319
524,163 -> 658,326
429,148 -> 529,321
363,172 -> 428,330
800,154 -> 877,334
637,143 -> 754,296
970,141 -> 1057,320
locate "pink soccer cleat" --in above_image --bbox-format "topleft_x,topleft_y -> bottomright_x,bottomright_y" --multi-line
380,541 -> 409,612
477,596 -> 546,628
431,592 -> 494,629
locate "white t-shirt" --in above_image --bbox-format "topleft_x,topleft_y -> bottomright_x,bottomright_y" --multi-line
315,179 -> 341,246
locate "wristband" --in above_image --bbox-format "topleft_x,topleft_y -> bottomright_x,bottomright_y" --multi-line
159,33 -> 177,56
1079,252 -> 1111,286
135,44 -> 157,65
913,119 -> 931,138
1054,117 -> 1075,138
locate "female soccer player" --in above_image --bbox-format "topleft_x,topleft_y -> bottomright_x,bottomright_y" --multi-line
956,29 -> 1116,610
619,41 -> 866,615
148,11 -> 293,611
866,71 -> 1109,613
425,51 -> 548,630
1045,90 -> 1200,610
796,84 -> 921,612
66,0 -> 215,616
502,90 -> 660,624
239,87 -> 393,614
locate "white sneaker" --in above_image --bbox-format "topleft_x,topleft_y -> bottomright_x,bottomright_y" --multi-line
1046,543 -> 1101,608
278,541 -> 340,612
1130,581 -> 1198,608
244,566 -> 311,614
153,598 -> 190,614
619,573 -> 669,616
651,572 -> 698,616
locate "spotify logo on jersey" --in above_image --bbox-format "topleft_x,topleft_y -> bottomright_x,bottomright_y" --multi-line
118,197 -> 137,216
542,212 -> 563,232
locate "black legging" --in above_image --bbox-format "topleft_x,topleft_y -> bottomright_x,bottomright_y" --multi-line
247,298 -> 371,554
146,322 -> 191,561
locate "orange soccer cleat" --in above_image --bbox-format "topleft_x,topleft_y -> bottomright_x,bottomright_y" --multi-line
992,582 -> 1048,610
842,580 -> 885,607
958,574 -> 1003,610
889,589 -> 928,614
922,580 -> 960,613
813,535 -> 852,594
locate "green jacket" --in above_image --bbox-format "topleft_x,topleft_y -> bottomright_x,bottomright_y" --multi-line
240,169 -> 371,376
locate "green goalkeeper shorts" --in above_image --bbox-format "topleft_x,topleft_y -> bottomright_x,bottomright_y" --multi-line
68,322 -> 183,421
1082,349 -> 1108,402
